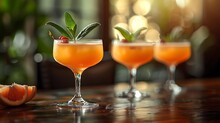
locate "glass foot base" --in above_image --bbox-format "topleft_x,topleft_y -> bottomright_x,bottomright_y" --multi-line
158,81 -> 184,95
116,89 -> 150,99
57,102 -> 99,109
106,103 -> 136,110
57,97 -> 99,109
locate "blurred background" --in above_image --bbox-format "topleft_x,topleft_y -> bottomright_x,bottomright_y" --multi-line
0,0 -> 220,89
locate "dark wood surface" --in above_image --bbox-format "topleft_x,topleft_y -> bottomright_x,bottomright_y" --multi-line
1,78 -> 220,123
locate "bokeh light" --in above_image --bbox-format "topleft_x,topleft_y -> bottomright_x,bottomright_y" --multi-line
111,15 -> 127,27
133,0 -> 151,15
176,0 -> 189,8
115,0 -> 129,15
145,29 -> 160,42
129,15 -> 148,32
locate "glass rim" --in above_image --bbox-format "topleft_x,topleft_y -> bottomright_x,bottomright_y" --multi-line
155,41 -> 190,46
54,39 -> 103,44
112,39 -> 155,46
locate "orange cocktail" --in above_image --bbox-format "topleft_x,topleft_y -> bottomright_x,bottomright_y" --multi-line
53,39 -> 103,108
154,42 -> 191,94
111,40 -> 154,98
111,42 -> 154,69
154,42 -> 191,66
53,40 -> 103,74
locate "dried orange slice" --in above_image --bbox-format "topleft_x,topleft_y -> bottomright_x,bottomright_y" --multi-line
0,83 -> 37,106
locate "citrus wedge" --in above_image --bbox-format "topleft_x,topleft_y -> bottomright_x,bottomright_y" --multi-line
0,83 -> 28,106
0,84 -> 5,88
26,86 -> 37,102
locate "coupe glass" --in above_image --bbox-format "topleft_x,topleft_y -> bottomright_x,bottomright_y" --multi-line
111,40 -> 154,99
53,39 -> 103,108
154,41 -> 191,94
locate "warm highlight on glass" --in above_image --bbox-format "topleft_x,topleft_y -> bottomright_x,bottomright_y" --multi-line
111,40 -> 154,98
53,39 -> 103,108
154,42 -> 191,94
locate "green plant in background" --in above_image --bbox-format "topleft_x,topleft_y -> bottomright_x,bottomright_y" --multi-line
0,0 -> 46,84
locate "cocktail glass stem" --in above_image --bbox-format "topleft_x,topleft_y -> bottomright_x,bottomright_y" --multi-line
163,64 -> 182,94
66,71 -> 98,108
68,72 -> 84,105
129,68 -> 137,91
168,65 -> 176,83
74,73 -> 82,98
124,68 -> 142,98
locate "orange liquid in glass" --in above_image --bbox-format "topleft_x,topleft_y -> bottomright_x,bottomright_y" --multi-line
154,43 -> 191,66
53,41 -> 103,74
111,42 -> 154,69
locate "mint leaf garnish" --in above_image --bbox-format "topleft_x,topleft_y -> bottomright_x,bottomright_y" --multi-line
114,26 -> 147,42
46,12 -> 100,41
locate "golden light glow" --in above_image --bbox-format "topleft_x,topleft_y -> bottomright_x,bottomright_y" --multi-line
129,15 -> 148,32
176,0 -> 189,8
145,29 -> 160,42
111,15 -> 127,27
133,0 -> 151,15
186,0 -> 203,23
136,81 -> 149,91
115,0 -> 129,15
114,83 -> 129,92
148,22 -> 160,31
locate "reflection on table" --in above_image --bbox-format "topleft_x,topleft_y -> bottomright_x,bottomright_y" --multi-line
1,78 -> 220,122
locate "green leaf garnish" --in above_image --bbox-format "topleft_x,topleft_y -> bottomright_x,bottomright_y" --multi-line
46,22 -> 72,39
46,12 -> 100,41
76,22 -> 101,40
133,27 -> 147,39
114,26 -> 147,42
169,26 -> 183,42
114,27 -> 132,41
162,26 -> 183,42
65,12 -> 77,38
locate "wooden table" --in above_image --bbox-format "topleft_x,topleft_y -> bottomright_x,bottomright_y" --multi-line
1,78 -> 220,123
